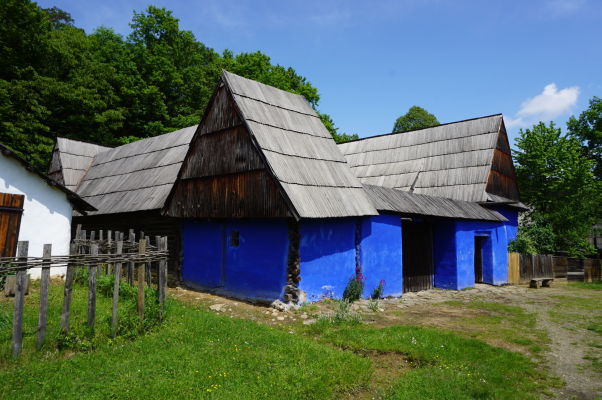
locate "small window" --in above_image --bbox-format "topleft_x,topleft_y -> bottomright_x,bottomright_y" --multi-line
231,231 -> 240,247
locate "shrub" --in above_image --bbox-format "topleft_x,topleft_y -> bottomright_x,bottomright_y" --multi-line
371,280 -> 385,299
342,275 -> 364,303
319,300 -> 362,325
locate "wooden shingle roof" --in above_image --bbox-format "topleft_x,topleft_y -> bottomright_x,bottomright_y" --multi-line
75,126 -> 196,215
220,71 -> 378,218
338,115 -> 519,203
48,138 -> 111,190
363,185 -> 506,222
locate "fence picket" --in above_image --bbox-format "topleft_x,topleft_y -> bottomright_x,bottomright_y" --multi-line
36,244 -> 51,350
137,239 -> 146,320
60,243 -> 78,334
11,241 -> 28,358
87,243 -> 99,334
159,236 -> 167,321
111,241 -> 123,337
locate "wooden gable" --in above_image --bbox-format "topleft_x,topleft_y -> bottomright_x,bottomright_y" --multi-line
165,82 -> 292,218
486,121 -> 520,201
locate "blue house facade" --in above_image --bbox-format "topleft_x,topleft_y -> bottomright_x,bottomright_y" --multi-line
58,72 -> 524,304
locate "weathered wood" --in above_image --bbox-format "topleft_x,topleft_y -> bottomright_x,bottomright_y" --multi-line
36,244 -> 51,350
158,236 -> 167,321
137,239 -> 146,320
60,242 -> 78,334
11,241 -> 28,357
111,241 -> 123,337
127,230 -> 135,285
0,193 -> 24,259
507,252 -> 520,284
87,243 -> 99,334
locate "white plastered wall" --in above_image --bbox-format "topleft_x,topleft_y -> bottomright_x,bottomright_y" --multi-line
1,155 -> 72,278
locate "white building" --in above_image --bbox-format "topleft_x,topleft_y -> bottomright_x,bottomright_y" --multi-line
0,144 -> 94,277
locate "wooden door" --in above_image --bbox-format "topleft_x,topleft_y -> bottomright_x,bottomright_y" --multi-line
0,193 -> 24,258
402,221 -> 434,292
474,236 -> 485,283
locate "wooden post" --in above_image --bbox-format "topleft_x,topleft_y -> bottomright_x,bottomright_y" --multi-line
11,241 -> 28,358
127,230 -> 135,285
111,241 -> 123,337
106,230 -> 112,274
36,244 -> 51,350
155,235 -> 161,290
158,236 -> 167,321
61,242 -> 78,334
137,239 -> 146,320
90,231 -> 96,242
87,243 -> 99,335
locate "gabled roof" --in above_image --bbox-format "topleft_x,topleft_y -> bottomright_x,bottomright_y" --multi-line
75,126 -> 196,215
48,138 -> 111,190
363,185 -> 506,222
0,143 -> 95,213
216,71 -> 377,218
338,114 -> 519,203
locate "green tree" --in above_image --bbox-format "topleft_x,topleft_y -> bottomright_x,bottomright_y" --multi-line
392,106 -> 439,133
513,121 -> 601,256
567,96 -> 602,180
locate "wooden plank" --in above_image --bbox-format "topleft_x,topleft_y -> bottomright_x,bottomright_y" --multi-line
127,230 -> 135,285
36,244 -> 51,350
60,242 -> 78,334
87,243 -> 99,334
11,241 -> 28,358
111,241 -> 123,337
137,239 -> 146,320
507,252 -> 520,284
158,236 -> 167,321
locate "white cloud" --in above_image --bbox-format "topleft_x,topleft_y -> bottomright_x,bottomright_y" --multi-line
506,83 -> 579,128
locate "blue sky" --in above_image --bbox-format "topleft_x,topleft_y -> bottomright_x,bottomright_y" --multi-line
37,0 -> 602,145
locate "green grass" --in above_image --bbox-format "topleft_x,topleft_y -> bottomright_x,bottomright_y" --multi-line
0,283 -> 560,399
305,321 -> 558,399
568,281 -> 602,290
0,283 -> 369,399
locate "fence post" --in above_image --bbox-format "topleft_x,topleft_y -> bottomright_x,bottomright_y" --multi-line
111,240 -> 123,337
159,236 -> 167,321
127,230 -> 135,285
60,242 -> 78,334
11,241 -> 28,358
106,230 -> 112,274
87,242 -> 98,335
36,244 -> 51,350
137,239 -> 146,320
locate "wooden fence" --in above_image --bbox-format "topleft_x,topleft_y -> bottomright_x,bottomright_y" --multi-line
508,252 -> 602,284
0,228 -> 168,358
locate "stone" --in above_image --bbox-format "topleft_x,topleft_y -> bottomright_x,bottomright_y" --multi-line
303,319 -> 317,325
277,316 -> 285,321
209,304 -> 227,312
300,313 -> 309,319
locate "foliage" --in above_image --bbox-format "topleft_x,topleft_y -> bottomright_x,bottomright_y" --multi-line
367,298 -> 380,312
319,299 -> 362,325
318,112 -> 359,143
513,121 -> 601,256
370,280 -> 385,299
508,214 -> 556,255
392,105 -> 439,133
342,275 -> 364,302
0,1 -> 342,169
567,96 -> 602,180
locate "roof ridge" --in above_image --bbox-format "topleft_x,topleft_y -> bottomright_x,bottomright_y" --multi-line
339,113 -> 503,145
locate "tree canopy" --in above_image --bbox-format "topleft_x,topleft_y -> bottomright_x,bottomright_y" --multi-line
0,1 -> 343,169
567,96 -> 602,180
512,121 -> 602,256
392,106 -> 439,133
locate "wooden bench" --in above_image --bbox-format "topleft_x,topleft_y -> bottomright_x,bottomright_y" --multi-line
529,278 -> 554,288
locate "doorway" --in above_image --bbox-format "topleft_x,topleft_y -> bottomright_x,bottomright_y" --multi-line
0,193 -> 24,258
474,236 -> 487,283
402,221 -> 434,292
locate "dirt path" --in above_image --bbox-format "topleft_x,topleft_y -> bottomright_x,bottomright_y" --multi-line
171,283 -> 602,399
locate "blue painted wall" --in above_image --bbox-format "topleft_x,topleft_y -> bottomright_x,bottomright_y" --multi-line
299,218 -> 357,301
360,215 -> 403,298
433,219 -> 509,290
492,206 -> 519,243
181,219 -> 289,301
182,220 -> 224,288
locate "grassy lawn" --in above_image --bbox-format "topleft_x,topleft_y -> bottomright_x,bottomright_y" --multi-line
0,280 -> 566,399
